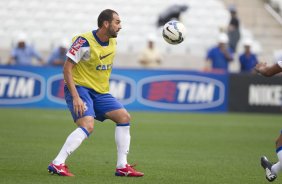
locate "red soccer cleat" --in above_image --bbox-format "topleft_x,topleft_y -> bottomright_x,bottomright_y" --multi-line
115,164 -> 144,177
48,163 -> 74,176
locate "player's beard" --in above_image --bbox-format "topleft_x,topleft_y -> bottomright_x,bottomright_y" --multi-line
108,26 -> 118,38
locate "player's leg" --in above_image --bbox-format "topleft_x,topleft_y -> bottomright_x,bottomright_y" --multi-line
271,132 -> 282,176
93,92 -> 143,177
261,130 -> 282,182
106,109 -> 131,168
51,116 -> 94,165
105,108 -> 144,177
48,116 -> 93,176
48,86 -> 95,176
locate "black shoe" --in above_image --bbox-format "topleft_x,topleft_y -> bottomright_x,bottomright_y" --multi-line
261,156 -> 277,182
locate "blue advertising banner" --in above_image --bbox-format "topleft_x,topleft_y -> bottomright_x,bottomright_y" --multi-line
0,66 -> 228,112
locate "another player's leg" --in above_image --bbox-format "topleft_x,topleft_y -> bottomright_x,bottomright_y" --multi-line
261,131 -> 282,182
261,156 -> 277,182
270,132 -> 282,178
105,109 -> 144,177
48,116 -> 94,176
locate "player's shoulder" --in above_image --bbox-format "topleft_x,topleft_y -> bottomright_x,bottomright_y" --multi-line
72,31 -> 92,41
71,35 -> 90,48
79,31 -> 93,38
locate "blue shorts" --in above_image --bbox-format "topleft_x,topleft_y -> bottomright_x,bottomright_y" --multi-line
64,85 -> 124,122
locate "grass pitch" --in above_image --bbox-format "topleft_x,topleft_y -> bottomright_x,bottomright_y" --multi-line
0,108 -> 281,184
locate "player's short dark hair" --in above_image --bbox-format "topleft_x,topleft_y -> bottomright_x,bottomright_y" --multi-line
97,9 -> 118,28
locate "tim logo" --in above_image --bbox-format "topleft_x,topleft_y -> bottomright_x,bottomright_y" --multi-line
110,74 -> 136,105
47,74 -> 66,104
0,69 -> 44,104
137,75 -> 226,110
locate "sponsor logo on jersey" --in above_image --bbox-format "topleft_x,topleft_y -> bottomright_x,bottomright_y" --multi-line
248,84 -> 282,106
47,74 -> 66,104
69,37 -> 87,56
0,69 -> 44,104
110,74 -> 136,105
137,75 -> 225,110
96,64 -> 113,70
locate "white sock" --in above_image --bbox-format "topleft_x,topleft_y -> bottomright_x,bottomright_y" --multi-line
52,127 -> 88,165
115,124 -> 131,169
271,149 -> 282,175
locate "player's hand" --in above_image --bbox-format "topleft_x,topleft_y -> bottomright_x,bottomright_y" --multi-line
73,96 -> 85,117
255,62 -> 267,73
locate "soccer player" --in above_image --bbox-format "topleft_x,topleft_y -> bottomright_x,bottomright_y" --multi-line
255,61 -> 282,182
47,9 -> 144,177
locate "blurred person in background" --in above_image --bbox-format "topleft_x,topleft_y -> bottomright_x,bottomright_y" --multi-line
205,33 -> 233,72
0,45 -> 2,64
47,39 -> 69,66
239,39 -> 258,73
255,61 -> 282,182
7,33 -> 44,66
138,35 -> 162,68
157,4 -> 188,27
227,5 -> 241,53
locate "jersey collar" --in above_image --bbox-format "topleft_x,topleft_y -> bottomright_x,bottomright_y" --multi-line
92,29 -> 109,46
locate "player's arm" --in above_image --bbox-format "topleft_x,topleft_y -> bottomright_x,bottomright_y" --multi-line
63,58 -> 84,117
64,36 -> 89,117
255,62 -> 282,77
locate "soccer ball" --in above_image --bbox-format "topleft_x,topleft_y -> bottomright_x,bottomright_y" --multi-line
162,20 -> 186,45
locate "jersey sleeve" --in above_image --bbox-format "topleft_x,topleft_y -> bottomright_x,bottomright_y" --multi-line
66,36 -> 90,63
277,60 -> 282,68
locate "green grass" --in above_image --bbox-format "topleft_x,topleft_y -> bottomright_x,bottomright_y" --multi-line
0,108 -> 281,184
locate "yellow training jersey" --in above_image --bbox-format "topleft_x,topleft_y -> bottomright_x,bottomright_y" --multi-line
66,30 -> 116,94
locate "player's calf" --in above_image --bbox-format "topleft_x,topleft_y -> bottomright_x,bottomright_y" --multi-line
261,156 -> 277,182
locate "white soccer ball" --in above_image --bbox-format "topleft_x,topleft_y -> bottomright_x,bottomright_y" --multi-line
162,20 -> 186,45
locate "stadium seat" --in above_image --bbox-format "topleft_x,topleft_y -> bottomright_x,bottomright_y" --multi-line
0,0 -> 263,70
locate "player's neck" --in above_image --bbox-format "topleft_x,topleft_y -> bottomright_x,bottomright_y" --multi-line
96,29 -> 110,42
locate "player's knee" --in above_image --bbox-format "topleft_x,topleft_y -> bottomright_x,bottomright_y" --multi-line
86,119 -> 95,133
86,124 -> 94,133
120,112 -> 131,123
76,116 -> 95,134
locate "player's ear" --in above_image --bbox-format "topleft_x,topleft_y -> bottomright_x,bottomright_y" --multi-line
103,21 -> 110,28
